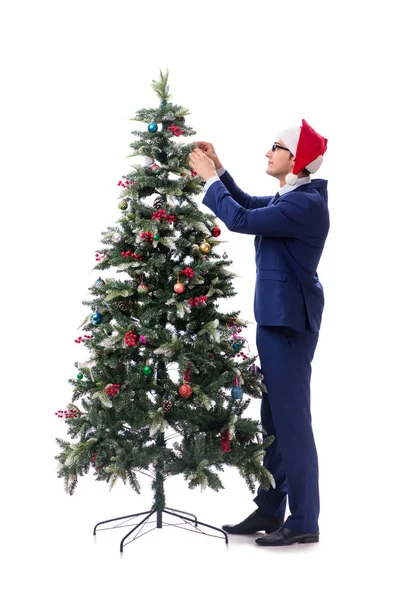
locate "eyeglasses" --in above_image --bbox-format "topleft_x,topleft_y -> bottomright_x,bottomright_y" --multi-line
271,143 -> 291,152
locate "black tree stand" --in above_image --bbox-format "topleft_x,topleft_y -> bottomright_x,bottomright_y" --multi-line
93,432 -> 229,552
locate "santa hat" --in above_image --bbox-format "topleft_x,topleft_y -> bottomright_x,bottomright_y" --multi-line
277,119 -> 328,186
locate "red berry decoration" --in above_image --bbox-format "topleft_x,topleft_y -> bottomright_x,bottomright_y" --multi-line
221,431 -> 231,453
189,296 -> 208,307
212,227 -> 221,237
122,250 -> 143,261
141,231 -> 154,243
105,384 -> 121,397
125,330 -> 138,347
181,267 -> 194,279
55,409 -> 78,419
179,384 -> 193,398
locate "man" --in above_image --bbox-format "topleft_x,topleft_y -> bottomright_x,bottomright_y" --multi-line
188,119 -> 329,546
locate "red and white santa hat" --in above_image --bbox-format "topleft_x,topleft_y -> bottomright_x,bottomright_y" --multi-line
277,119 -> 328,185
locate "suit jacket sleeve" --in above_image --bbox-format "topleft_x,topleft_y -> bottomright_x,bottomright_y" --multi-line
219,170 -> 273,209
203,179 -> 309,238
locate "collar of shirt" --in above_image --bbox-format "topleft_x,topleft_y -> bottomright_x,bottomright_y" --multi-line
278,176 -> 311,197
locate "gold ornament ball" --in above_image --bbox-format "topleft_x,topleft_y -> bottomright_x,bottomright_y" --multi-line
174,282 -> 185,294
199,242 -> 211,254
118,199 -> 128,210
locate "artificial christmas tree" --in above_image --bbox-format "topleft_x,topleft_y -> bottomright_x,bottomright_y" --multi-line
55,69 -> 275,551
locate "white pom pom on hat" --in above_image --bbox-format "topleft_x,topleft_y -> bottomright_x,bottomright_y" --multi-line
277,119 -> 328,185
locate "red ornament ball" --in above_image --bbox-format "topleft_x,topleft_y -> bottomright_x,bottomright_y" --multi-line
174,282 -> 185,294
212,227 -> 221,237
179,384 -> 193,398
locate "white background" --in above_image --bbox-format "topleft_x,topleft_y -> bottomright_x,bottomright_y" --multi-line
1,1 -> 399,598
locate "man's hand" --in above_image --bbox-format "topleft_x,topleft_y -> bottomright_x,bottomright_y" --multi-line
189,148 -> 217,181
195,141 -> 223,170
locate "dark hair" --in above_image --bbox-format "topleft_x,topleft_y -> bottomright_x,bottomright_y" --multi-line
289,151 -> 310,177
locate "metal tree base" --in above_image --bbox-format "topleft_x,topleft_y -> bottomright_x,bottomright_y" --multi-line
93,506 -> 228,552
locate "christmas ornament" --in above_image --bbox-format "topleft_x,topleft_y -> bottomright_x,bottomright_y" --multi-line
150,163 -> 160,173
118,199 -> 128,211
94,278 -> 105,288
148,121 -> 158,132
143,365 -> 153,376
179,384 -> 192,398
77,373 -> 84,380
161,399 -> 173,413
222,252 -> 228,259
105,383 -> 121,397
145,157 -> 154,166
212,227 -> 221,237
231,386 -> 244,400
91,311 -> 103,325
95,252 -> 106,262
232,342 -> 240,350
174,282 -> 185,294
249,364 -> 262,376
139,335 -> 148,345
199,242 -> 211,254
112,232 -> 122,243
153,234 -> 160,241
137,283 -> 149,295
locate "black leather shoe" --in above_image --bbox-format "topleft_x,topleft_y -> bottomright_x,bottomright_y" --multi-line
255,526 -> 319,546
222,509 -> 284,535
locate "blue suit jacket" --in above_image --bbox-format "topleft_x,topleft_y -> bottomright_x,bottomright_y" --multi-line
202,171 -> 330,332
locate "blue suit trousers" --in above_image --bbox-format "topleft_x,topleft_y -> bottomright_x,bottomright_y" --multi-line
253,324 -> 320,533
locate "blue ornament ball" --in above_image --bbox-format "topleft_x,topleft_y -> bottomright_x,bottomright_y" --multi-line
231,386 -> 244,400
148,121 -> 158,133
232,342 -> 240,350
91,311 -> 103,325
95,278 -> 105,288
